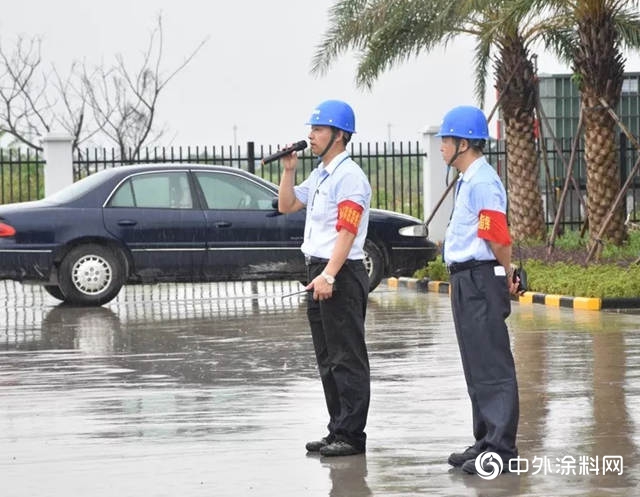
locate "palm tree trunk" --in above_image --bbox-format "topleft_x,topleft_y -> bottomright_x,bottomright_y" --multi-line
496,43 -> 546,241
572,4 -> 628,246
582,93 -> 627,245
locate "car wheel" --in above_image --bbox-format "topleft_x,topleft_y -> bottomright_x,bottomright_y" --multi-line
58,244 -> 125,306
44,285 -> 65,301
364,239 -> 384,292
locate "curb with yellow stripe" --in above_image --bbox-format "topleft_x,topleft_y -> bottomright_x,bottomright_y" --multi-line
383,277 -> 640,311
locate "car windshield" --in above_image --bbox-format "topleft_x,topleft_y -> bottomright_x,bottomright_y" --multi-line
44,170 -> 115,204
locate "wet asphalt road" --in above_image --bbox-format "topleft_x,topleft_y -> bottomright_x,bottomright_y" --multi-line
1,281 -> 640,497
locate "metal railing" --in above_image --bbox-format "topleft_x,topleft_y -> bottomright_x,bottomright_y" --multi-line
0,148 -> 45,204
486,134 -> 640,230
74,141 -> 424,219
2,137 -> 639,230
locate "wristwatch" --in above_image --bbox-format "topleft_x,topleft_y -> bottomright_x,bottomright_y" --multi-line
321,271 -> 335,285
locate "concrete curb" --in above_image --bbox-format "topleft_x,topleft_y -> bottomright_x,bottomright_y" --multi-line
383,277 -> 640,312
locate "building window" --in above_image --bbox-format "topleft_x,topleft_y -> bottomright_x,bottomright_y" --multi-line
622,78 -> 638,95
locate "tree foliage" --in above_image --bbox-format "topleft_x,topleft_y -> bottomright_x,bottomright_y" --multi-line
528,0 -> 640,246
313,0 -> 640,245
313,0 -> 549,240
0,15 -> 207,159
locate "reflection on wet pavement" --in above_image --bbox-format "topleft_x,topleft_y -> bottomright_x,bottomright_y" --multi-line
1,281 -> 639,496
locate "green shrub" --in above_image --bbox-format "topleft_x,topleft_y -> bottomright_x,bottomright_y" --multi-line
412,230 -> 640,298
414,255 -> 449,282
523,260 -> 640,298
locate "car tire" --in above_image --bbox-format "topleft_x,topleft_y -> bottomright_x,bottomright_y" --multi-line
58,244 -> 125,306
364,239 -> 384,292
44,285 -> 65,301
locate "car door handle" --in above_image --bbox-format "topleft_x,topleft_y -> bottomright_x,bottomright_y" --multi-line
117,219 -> 138,226
214,221 -> 232,228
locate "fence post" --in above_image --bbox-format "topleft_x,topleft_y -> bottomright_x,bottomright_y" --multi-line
247,141 -> 255,173
421,126 -> 452,243
41,132 -> 74,196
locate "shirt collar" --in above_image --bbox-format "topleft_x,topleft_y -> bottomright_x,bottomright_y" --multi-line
460,156 -> 485,183
319,151 -> 349,176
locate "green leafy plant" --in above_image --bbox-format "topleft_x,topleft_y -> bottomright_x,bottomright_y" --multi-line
414,255 -> 449,282
524,260 -> 640,298
413,231 -> 640,298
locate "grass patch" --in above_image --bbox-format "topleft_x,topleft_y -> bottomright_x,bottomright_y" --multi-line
414,230 -> 640,299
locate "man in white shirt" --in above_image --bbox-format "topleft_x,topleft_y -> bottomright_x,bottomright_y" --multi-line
278,100 -> 372,457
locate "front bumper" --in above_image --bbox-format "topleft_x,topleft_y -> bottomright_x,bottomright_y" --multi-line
389,245 -> 438,276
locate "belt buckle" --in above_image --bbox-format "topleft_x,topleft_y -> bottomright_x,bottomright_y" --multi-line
305,255 -> 312,266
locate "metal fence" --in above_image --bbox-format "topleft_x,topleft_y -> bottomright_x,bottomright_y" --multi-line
74,141 -> 424,219
2,137 -> 640,230
486,134 -> 640,230
0,148 -> 45,204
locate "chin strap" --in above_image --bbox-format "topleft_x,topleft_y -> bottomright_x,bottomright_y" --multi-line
317,128 -> 339,159
447,138 -> 465,167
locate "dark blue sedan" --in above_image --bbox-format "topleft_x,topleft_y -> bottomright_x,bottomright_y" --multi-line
0,164 -> 437,305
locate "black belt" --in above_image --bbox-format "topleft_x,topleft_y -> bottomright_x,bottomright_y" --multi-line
305,256 -> 363,267
447,259 -> 497,275
305,256 -> 329,265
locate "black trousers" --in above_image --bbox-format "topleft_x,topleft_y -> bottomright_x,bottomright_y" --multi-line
450,263 -> 519,461
306,260 -> 370,450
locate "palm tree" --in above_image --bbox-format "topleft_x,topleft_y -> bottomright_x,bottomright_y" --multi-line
312,0 -> 547,241
534,0 -> 640,246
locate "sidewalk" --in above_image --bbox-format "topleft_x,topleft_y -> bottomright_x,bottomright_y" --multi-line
385,277 -> 640,311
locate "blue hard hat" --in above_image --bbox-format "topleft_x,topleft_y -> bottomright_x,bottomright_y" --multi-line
436,105 -> 489,139
306,100 -> 356,133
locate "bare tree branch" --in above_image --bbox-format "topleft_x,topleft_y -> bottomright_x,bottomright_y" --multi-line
0,13 -> 207,157
0,36 -> 49,149
85,13 -> 208,159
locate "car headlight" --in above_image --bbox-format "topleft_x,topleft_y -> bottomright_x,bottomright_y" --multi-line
399,224 -> 428,237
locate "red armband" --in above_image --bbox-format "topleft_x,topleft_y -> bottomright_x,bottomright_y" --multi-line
478,209 -> 512,245
336,200 -> 364,234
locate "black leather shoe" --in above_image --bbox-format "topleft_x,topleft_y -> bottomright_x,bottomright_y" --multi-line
306,437 -> 331,452
319,440 -> 364,457
448,444 -> 484,467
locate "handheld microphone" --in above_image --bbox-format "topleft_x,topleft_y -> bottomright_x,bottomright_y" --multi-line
261,140 -> 307,165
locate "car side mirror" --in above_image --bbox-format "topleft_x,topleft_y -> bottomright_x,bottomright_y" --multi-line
267,197 -> 282,217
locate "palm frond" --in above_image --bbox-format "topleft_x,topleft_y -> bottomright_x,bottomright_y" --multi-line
312,0 -> 472,87
539,27 -> 575,65
311,0 -> 373,77
354,3 -> 443,86
473,38 -> 492,108
613,11 -> 640,49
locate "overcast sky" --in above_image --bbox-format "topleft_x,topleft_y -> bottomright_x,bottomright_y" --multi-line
2,1 -> 640,148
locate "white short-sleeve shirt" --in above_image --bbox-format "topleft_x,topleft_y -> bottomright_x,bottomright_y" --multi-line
444,156 -> 508,264
294,151 -> 371,259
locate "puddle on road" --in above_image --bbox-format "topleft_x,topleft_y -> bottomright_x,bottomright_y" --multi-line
1,282 -> 639,496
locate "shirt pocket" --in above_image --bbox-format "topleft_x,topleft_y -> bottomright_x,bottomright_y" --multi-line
310,189 -> 330,222
450,199 -> 477,237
